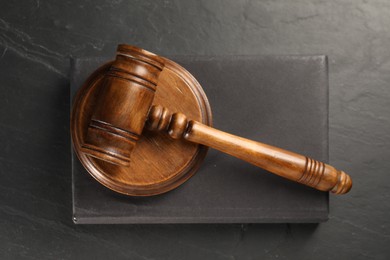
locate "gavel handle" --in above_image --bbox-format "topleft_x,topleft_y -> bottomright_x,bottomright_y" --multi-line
146,105 -> 352,194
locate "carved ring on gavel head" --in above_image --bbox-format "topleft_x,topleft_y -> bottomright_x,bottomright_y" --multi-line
72,44 -> 352,196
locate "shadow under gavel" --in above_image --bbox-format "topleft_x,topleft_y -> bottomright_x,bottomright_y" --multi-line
81,44 -> 352,195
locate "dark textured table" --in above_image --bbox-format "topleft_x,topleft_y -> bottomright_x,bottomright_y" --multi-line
1,1 -> 389,259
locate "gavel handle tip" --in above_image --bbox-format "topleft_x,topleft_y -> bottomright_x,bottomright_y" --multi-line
331,171 -> 353,194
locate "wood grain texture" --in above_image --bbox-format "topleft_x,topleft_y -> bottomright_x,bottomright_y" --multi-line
71,52 -> 212,196
81,45 -> 164,166
147,106 -> 352,194
72,44 -> 351,196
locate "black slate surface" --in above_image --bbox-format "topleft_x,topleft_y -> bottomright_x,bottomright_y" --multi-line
1,0 -> 390,259
71,55 -> 329,224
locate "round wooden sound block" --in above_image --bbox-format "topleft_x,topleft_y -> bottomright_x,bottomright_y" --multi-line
71,58 -> 212,196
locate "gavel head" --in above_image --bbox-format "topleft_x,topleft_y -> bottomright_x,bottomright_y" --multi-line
80,44 -> 165,166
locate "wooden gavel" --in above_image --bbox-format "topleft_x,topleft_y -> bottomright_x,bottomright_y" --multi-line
81,44 -> 352,194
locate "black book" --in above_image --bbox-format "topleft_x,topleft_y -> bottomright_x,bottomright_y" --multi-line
71,55 -> 329,224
